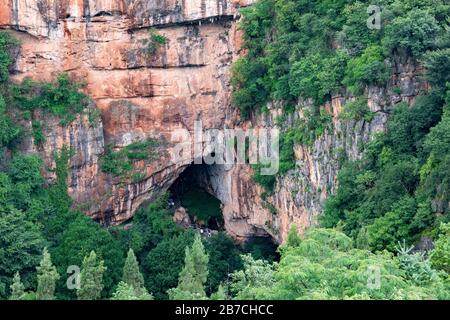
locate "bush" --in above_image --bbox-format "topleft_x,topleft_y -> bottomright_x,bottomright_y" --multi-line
231,57 -> 271,119
141,29 -> 167,56
100,138 -> 162,177
143,231 -> 195,300
423,48 -> 450,95
338,1 -> 383,55
382,9 -> 440,58
0,31 -> 18,82
32,121 -> 46,148
11,74 -> 90,126
430,223 -> 450,273
289,52 -> 348,105
340,97 -> 375,122
0,94 -> 21,148
343,45 -> 389,94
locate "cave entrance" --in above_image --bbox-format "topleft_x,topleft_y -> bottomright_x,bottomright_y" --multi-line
169,163 -> 224,231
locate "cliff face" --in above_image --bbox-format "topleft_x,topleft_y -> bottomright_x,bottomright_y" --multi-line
0,0 -> 426,242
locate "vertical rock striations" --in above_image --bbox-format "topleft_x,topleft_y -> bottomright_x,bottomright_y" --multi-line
0,0 -> 427,242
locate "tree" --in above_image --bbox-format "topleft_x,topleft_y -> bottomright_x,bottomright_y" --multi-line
0,94 -> 21,148
111,282 -> 153,300
52,214 -> 124,298
9,272 -> 25,300
36,248 -> 60,300
168,234 -> 209,300
430,223 -> 450,273
122,248 -> 145,292
0,206 -> 44,298
343,45 -> 389,94
382,9 -> 440,58
144,231 -> 195,300
286,224 -> 302,248
210,284 -> 227,300
77,251 -> 106,300
204,233 -> 242,295
366,196 -> 417,251
230,254 -> 275,300
232,228 -> 448,300
0,31 -> 18,82
396,241 -> 438,285
122,193 -> 182,256
424,48 -> 450,94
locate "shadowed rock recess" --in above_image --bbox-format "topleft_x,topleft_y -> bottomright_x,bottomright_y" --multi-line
0,0 -> 427,242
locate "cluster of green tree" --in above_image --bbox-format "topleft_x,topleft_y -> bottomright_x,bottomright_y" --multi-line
0,136 -> 246,300
10,246 -> 152,300
230,226 -> 450,300
232,0 -> 449,191
322,47 -> 450,253
112,194 -> 245,299
0,32 -> 267,300
233,0 -> 448,116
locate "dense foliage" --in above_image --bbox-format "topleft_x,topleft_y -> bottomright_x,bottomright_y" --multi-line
231,228 -> 449,299
233,0 -> 450,192
100,138 -> 163,178
1,0 -> 449,301
233,0 -> 448,116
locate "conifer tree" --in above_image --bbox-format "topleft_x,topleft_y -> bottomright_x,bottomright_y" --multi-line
9,272 -> 25,300
210,284 -> 227,300
77,251 -> 106,300
36,248 -> 60,300
111,281 -> 153,300
122,248 -> 145,291
168,233 -> 209,300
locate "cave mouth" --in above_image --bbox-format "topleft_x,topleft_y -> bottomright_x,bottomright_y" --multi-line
169,163 -> 224,231
168,163 -> 280,262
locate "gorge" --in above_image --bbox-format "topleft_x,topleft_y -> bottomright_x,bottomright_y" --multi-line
1,0 -> 449,301
0,0 -> 432,243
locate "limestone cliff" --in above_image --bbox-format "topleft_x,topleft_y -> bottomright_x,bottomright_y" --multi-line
0,0 -> 427,242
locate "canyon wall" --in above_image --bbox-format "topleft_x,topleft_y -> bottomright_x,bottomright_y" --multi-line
0,0 -> 426,242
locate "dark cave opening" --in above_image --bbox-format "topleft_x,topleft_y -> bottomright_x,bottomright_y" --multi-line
169,163 -> 224,231
168,163 -> 280,262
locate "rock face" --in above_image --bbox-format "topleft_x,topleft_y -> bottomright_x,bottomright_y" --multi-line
0,0 -> 427,242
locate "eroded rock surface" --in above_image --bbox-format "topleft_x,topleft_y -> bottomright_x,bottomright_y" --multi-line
0,0 -> 426,242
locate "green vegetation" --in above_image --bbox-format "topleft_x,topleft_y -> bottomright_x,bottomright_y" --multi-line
322,91 -> 450,252
36,248 -> 60,300
0,31 -> 18,82
31,120 -> 45,148
117,248 -> 153,300
180,186 -> 222,226
430,223 -> 450,273
340,97 -> 375,122
77,251 -> 106,300
10,74 -> 90,126
168,234 -> 210,300
233,0 -> 449,193
1,1 -> 449,301
231,228 -> 449,299
9,273 -> 25,300
111,281 -> 153,300
100,138 -> 163,178
141,29 -> 168,56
